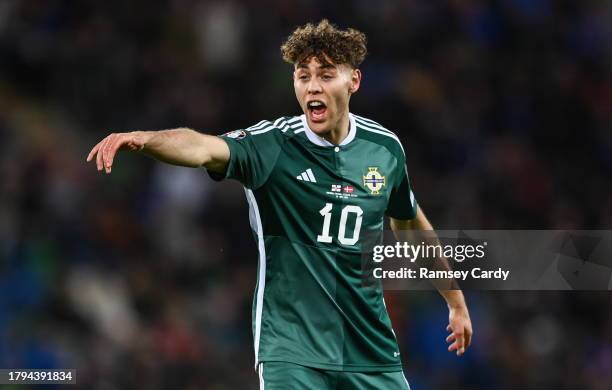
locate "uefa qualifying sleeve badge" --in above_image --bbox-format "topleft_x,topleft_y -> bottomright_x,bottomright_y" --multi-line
363,167 -> 386,195
222,130 -> 247,140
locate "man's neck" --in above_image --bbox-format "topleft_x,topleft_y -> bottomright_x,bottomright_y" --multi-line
322,114 -> 350,145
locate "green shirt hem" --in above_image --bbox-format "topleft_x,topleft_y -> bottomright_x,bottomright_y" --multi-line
259,356 -> 403,373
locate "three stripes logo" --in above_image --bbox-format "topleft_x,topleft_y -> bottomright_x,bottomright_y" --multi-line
296,168 -> 317,183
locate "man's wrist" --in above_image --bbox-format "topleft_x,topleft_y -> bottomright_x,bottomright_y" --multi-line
134,131 -> 152,151
448,303 -> 468,311
442,290 -> 467,310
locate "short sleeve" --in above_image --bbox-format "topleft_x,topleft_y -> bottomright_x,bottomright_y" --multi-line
386,153 -> 418,220
208,121 -> 285,189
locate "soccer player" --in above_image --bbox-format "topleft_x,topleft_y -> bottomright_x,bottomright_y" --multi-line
87,20 -> 472,389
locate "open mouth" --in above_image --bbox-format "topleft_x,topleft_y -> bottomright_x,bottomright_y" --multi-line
307,100 -> 327,122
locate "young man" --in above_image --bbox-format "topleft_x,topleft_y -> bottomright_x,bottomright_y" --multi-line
87,20 -> 472,389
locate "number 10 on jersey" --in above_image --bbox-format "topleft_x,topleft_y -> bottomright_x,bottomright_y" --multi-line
317,203 -> 364,245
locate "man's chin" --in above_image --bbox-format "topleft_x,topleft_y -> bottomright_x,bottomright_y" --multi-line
306,118 -> 330,135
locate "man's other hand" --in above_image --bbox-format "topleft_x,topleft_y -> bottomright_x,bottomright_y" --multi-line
86,132 -> 147,174
446,305 -> 473,356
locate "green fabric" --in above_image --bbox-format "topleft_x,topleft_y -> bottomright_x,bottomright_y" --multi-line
211,114 -> 417,372
259,361 -> 411,390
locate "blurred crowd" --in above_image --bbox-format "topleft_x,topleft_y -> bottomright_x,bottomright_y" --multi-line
0,0 -> 611,389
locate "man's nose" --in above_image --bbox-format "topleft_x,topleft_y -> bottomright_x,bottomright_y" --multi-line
307,78 -> 322,94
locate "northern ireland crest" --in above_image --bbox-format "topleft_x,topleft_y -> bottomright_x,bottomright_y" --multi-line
363,167 -> 386,195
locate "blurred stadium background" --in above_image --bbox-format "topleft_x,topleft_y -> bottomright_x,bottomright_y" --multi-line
1,0 -> 612,389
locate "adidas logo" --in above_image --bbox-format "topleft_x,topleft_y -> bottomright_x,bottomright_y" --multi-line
296,168 -> 317,183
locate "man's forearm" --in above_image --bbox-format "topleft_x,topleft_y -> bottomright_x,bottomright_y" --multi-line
390,208 -> 467,307
136,128 -> 212,168
439,289 -> 466,309
390,208 -> 473,355
87,127 -> 229,174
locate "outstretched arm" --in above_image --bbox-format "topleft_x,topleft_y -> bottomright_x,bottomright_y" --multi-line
390,208 -> 473,356
86,128 -> 230,173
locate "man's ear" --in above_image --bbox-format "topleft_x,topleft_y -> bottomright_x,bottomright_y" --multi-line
349,69 -> 362,94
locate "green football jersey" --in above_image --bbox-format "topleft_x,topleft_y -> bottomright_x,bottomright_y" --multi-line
210,113 -> 418,372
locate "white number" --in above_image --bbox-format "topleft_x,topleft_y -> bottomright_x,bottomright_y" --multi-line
338,205 -> 363,245
317,203 -> 363,245
316,203 -> 334,243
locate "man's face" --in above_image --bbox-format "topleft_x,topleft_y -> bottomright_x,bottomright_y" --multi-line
294,55 -> 361,136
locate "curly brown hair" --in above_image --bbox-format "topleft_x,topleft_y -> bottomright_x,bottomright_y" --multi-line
280,19 -> 367,68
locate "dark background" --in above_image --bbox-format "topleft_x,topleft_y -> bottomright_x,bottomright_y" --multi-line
1,0 -> 611,389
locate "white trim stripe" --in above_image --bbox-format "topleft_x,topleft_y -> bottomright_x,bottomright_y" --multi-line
356,119 -> 402,144
382,296 -> 399,340
274,117 -> 291,133
354,117 -> 394,135
247,120 -> 272,131
250,125 -> 276,135
355,119 -> 405,156
293,128 -> 305,134
402,371 -> 410,390
258,363 -> 265,389
246,117 -> 303,135
353,114 -> 394,134
245,189 -> 266,369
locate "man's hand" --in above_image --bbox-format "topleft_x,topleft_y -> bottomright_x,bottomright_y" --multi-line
446,304 -> 473,356
86,132 -> 148,174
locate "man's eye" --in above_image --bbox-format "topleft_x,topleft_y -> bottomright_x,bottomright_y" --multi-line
322,74 -> 333,80
299,75 -> 309,80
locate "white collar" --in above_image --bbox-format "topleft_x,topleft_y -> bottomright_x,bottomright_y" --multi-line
300,113 -> 356,147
